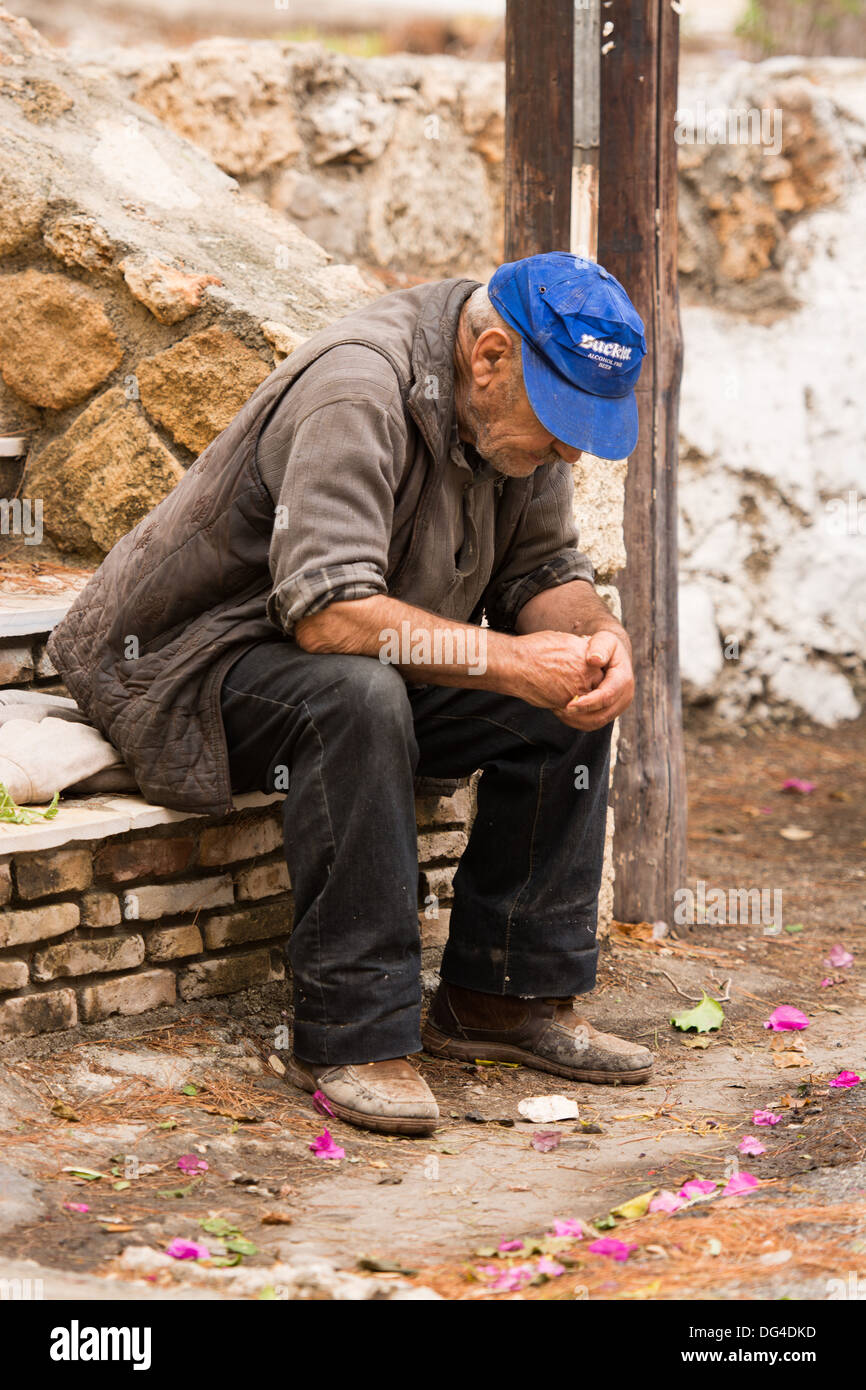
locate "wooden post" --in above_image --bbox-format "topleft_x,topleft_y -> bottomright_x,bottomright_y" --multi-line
597,0 -> 687,922
504,0 -> 573,260
505,0 -> 686,922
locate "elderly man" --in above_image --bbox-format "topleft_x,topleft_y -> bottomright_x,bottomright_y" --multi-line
49,252 -> 653,1136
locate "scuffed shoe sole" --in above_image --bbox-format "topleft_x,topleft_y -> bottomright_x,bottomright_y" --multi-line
421,1022 -> 653,1085
288,1060 -> 439,1136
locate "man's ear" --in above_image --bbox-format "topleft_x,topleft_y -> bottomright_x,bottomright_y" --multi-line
471,328 -> 515,388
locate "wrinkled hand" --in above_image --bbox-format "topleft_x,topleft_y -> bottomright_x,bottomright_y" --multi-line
553,630 -> 635,731
512,631 -> 604,711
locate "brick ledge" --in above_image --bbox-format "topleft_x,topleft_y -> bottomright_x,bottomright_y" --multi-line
0,791 -> 283,857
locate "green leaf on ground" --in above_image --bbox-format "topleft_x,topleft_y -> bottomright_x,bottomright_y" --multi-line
671,993 -> 725,1034
225,1236 -> 258,1257
199,1217 -> 241,1238
157,1179 -> 201,1199
593,1213 -> 618,1231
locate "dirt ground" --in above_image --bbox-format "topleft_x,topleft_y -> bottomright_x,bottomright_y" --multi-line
1,716 -> 864,1301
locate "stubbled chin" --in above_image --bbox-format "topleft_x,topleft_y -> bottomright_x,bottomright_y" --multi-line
491,456 -> 544,478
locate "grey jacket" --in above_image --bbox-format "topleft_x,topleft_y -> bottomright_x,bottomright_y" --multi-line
48,277 -> 594,815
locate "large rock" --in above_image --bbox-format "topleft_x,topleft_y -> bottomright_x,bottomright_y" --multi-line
676,63 -> 850,312
0,153 -> 49,256
365,105 -> 496,275
136,328 -> 270,455
43,212 -> 115,270
25,387 -> 185,557
132,37 -> 303,178
0,10 -> 371,388
115,39 -> 505,281
0,7 -> 374,552
120,255 -> 222,325
0,269 -> 122,410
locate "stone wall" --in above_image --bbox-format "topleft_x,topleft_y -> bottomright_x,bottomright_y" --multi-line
113,38 -> 505,284
675,58 -> 866,725
0,9 -> 377,562
0,788 -> 470,1040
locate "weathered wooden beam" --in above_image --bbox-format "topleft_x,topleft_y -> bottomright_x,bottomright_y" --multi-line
598,0 -> 687,922
504,0 -> 574,259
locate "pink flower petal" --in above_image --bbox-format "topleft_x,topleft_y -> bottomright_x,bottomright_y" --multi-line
309,1128 -> 345,1160
781,779 -> 815,794
588,1237 -> 637,1262
63,1202 -> 89,1213
487,1263 -> 536,1292
820,978 -> 834,988
165,1238 -> 210,1260
678,1179 -> 718,1201
722,1172 -> 759,1197
738,1136 -> 766,1156
752,1109 -> 782,1126
649,1190 -> 685,1213
531,1131 -> 561,1153
176,1153 -> 208,1174
548,1218 -> 584,1239
537,1256 -> 566,1277
829,1071 -> 860,1089
826,945 -> 854,969
498,1238 -> 524,1252
763,1006 -> 809,1031
312,1089 -> 335,1117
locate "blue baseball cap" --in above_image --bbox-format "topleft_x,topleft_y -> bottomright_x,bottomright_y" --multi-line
488,252 -> 647,459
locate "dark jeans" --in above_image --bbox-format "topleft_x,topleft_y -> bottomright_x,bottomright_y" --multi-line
220,640 -> 612,1066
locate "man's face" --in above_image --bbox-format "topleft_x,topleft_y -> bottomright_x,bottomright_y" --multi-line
460,329 -> 582,477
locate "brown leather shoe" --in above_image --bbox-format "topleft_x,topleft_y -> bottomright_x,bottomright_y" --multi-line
422,982 -> 653,1084
288,1055 -> 440,1136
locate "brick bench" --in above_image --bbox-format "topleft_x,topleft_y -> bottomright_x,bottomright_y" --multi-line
0,577 -> 474,1040
0,782 -> 473,1040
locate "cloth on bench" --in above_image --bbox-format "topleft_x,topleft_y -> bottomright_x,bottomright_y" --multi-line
0,690 -> 464,807
0,690 -> 138,803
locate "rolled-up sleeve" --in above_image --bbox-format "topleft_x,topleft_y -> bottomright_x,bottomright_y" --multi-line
483,459 -> 595,632
264,374 -> 408,638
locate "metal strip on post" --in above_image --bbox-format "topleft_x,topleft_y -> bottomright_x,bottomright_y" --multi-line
571,0 -> 600,260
